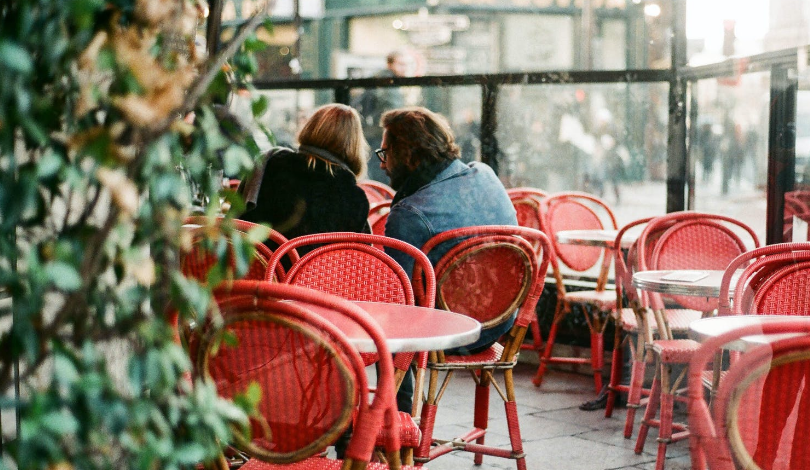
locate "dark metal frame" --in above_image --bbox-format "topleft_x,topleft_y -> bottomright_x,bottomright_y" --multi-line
208,0 -> 806,244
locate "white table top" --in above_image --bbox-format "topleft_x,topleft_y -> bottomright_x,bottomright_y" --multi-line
555,229 -> 638,249
689,315 -> 806,351
632,270 -> 729,298
302,301 -> 482,353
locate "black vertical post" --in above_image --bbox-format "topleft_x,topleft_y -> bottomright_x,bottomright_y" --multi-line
480,83 -> 500,174
666,0 -> 688,213
687,80 -> 699,209
766,66 -> 798,244
334,86 -> 350,106
205,0 -> 223,57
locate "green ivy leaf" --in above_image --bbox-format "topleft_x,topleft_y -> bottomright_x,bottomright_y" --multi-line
42,410 -> 80,435
37,150 -> 64,180
251,95 -> 268,119
0,41 -> 34,75
45,262 -> 81,291
174,443 -> 207,464
222,145 -> 252,177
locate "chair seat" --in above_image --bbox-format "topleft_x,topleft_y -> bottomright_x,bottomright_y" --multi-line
361,352 -> 379,366
242,457 -> 423,470
665,309 -> 703,332
617,308 -> 651,331
376,411 -> 420,447
564,289 -> 617,310
433,342 -> 515,368
650,339 -> 701,363
618,308 -> 702,333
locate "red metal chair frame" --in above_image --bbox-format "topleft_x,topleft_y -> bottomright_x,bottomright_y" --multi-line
632,212 -> 759,470
360,180 -> 396,204
604,217 -> 659,418
265,232 -> 437,464
507,188 -> 547,354
506,187 -> 548,202
181,216 -> 297,282
687,318 -> 810,470
534,191 -> 618,393
203,281 -> 416,470
368,201 -> 392,237
412,225 -> 551,470
692,243 -> 810,405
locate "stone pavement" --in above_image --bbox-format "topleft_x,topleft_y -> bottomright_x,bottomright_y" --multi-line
412,363 -> 692,470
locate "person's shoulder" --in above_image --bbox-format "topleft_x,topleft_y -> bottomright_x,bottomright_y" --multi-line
264,146 -> 298,165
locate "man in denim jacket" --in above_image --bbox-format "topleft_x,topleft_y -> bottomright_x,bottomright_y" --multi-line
377,107 -> 518,411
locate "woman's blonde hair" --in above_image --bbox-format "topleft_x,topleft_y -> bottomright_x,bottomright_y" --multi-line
297,103 -> 369,178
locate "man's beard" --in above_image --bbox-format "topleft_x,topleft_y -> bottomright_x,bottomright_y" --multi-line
388,163 -> 411,192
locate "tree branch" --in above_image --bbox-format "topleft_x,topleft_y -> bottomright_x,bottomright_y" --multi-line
180,6 -> 272,115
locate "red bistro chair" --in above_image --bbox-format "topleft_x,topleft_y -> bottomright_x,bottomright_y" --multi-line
181,216 -> 296,283
507,187 -> 547,354
413,226 -> 551,470
202,281 -> 420,470
265,232 -> 437,464
360,180 -> 396,204
368,201 -> 392,237
506,187 -> 548,204
604,217 -> 705,424
534,191 -> 618,393
693,243 -> 810,401
687,317 -> 810,470
605,218 -> 655,418
632,212 -> 759,470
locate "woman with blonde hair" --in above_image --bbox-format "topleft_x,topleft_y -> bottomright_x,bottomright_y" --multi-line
240,103 -> 371,251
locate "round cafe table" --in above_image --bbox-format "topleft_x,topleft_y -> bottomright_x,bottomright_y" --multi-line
689,315 -> 806,351
555,229 -> 637,249
632,269 -> 729,298
300,301 -> 482,353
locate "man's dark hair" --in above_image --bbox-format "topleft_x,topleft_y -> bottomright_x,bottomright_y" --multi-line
381,107 -> 460,170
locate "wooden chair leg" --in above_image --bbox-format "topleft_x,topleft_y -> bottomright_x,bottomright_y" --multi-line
635,360 -> 661,453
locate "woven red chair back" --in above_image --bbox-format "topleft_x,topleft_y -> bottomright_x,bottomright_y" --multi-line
506,187 -> 548,201
418,226 -> 551,335
542,192 -> 617,273
181,217 -> 293,282
511,196 -> 544,231
722,244 -> 810,316
435,236 -> 533,329
266,232 -> 436,306
639,213 -> 759,312
180,228 -> 274,283
368,201 -> 392,237
268,232 -> 436,370
613,218 -> 654,307
359,180 -> 396,204
508,188 -> 547,232
688,319 -> 810,470
205,281 -> 398,465
751,260 -> 810,315
201,308 -> 356,459
288,243 -> 412,304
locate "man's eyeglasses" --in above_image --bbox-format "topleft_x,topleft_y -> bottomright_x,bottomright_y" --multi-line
375,148 -> 388,163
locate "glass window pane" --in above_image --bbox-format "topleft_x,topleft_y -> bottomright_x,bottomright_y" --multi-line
690,72 -> 770,243
494,82 -> 668,227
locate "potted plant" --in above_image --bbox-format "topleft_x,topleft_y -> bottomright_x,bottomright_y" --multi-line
0,1 -> 273,468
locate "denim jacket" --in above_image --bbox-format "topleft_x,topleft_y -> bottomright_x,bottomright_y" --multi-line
384,159 -> 518,352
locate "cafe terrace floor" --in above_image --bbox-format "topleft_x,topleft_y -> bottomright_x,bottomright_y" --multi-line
352,358 -> 692,470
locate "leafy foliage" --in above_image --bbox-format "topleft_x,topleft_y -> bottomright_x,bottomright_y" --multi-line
0,0 -> 274,468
